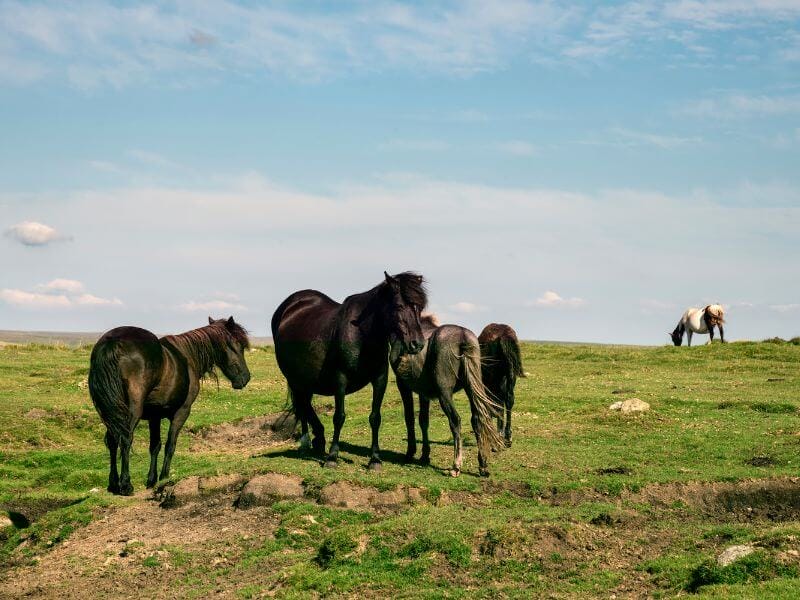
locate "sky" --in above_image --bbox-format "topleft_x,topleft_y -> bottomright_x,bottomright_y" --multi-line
1,0 -> 799,344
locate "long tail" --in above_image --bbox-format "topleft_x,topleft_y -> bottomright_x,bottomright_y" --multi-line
461,346 -> 506,454
499,337 -> 525,378
88,343 -> 131,449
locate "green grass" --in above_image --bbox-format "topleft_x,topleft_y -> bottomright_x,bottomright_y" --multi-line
2,340 -> 800,597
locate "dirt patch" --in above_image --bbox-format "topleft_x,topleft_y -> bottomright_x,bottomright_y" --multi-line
628,478 -> 800,521
745,455 -> 780,467
189,411 -> 298,454
319,481 -> 426,512
0,490 -> 280,599
0,496 -> 87,528
597,466 -> 633,475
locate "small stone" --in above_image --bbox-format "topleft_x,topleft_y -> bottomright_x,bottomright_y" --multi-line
0,515 -> 12,529
717,544 -> 755,567
237,473 -> 305,507
609,398 -> 650,414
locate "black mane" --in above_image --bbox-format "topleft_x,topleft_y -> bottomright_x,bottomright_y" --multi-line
388,271 -> 428,308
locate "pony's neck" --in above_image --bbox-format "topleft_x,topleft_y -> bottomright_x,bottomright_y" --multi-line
350,289 -> 389,340
168,327 -> 217,378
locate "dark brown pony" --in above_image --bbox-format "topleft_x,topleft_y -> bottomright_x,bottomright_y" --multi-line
89,317 -> 251,495
271,272 -> 427,470
478,323 -> 525,447
392,316 -> 505,476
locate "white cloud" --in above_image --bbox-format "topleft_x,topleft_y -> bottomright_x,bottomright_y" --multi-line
177,300 -> 247,313
449,301 -> 488,314
39,278 -> 85,294
0,289 -> 71,309
4,221 -> 70,246
74,293 -> 123,306
532,290 -> 586,308
0,280 -> 121,310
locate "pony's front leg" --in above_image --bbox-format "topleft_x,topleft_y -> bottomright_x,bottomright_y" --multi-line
367,368 -> 389,471
159,405 -> 190,481
419,394 -> 431,465
398,381 -> 416,461
708,326 -> 715,344
687,330 -> 693,347
324,373 -> 347,468
719,324 -> 725,343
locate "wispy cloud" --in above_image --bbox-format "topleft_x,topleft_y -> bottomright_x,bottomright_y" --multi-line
448,301 -> 488,314
38,278 -> 85,294
379,139 -> 450,152
4,221 -> 71,246
495,140 -> 537,156
770,303 -> 800,313
582,127 -> 703,149
680,93 -> 800,119
177,299 -> 247,313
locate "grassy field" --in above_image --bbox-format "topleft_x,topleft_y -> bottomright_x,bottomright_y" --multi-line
2,339 -> 800,597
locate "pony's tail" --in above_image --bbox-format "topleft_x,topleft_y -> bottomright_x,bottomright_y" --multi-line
461,346 -> 505,455
499,337 -> 526,378
88,343 -> 131,449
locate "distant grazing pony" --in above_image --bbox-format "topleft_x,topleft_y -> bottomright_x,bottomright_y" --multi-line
89,317 -> 251,495
670,305 -> 725,346
392,314 -> 504,477
478,323 -> 525,447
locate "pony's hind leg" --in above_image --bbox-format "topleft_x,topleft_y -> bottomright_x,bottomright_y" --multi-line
118,388 -> 144,496
437,391 -> 463,477
504,376 -> 516,447
419,394 -> 431,465
146,417 -> 162,488
719,324 -> 725,343
324,374 -> 347,468
104,430 -> 120,494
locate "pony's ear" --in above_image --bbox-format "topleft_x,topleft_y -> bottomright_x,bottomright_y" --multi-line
384,271 -> 397,285
209,316 -> 215,325
227,316 -> 235,326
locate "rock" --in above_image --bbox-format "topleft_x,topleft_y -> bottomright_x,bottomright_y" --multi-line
0,515 -> 13,529
158,476 -> 200,508
237,473 -> 305,507
609,398 -> 650,414
717,544 -> 755,567
24,408 -> 49,420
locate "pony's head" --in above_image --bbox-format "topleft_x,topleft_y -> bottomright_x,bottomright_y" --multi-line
208,316 -> 251,389
669,325 -> 684,346
377,271 -> 427,355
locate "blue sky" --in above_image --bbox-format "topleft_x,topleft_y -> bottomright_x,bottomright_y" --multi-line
1,1 -> 799,344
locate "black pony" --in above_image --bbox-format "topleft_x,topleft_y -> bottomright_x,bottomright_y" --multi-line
271,271 -> 427,470
89,317 -> 251,495
478,323 -> 525,447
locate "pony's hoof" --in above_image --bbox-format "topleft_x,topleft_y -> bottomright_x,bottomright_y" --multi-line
145,479 -> 156,489
323,460 -> 338,469
479,467 -> 490,477
504,438 -> 512,448
419,454 -> 431,466
107,484 -> 120,495
312,438 -> 326,455
367,461 -> 382,472
403,450 -> 416,463
448,468 -> 461,478
119,484 -> 134,496
298,433 -> 312,450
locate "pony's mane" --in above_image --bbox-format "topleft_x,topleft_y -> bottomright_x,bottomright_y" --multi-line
387,271 -> 428,308
165,321 -> 250,377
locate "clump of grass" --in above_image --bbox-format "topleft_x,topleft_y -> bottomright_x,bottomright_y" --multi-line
750,402 -> 796,414
686,550 -> 797,592
399,532 -> 471,568
316,530 -> 357,568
